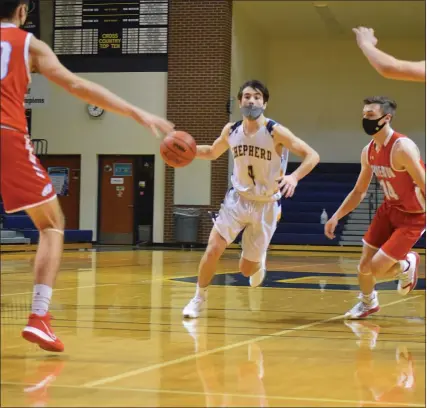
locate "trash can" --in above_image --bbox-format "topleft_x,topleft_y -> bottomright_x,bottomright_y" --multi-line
174,208 -> 201,243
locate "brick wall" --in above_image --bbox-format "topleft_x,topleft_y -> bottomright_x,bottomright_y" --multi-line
165,0 -> 233,243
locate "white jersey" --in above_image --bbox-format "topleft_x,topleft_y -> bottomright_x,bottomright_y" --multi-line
228,118 -> 289,202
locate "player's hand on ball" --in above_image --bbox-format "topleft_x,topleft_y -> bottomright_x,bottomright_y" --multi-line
277,174 -> 298,198
131,109 -> 174,138
352,26 -> 378,48
324,217 -> 338,240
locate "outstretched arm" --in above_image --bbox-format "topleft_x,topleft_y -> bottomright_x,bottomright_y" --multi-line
353,27 -> 425,82
196,123 -> 231,160
325,146 -> 373,239
29,37 -> 174,136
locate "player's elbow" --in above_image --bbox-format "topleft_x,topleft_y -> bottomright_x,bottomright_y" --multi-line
211,150 -> 221,160
311,150 -> 320,166
66,78 -> 89,96
303,149 -> 320,167
376,64 -> 396,78
379,66 -> 398,79
353,188 -> 367,201
376,60 -> 402,79
211,146 -> 226,160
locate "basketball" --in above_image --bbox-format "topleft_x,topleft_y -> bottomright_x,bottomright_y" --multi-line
160,131 -> 197,168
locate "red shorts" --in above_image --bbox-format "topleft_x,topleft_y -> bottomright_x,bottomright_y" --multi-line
0,127 -> 56,213
363,202 -> 426,261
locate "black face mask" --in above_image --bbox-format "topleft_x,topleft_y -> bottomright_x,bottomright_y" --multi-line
362,114 -> 388,136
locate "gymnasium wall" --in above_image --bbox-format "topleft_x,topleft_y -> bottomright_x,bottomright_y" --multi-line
39,0 -> 53,46
31,1 -> 425,244
230,12 -> 268,110
32,0 -> 235,244
266,38 -> 426,163
163,0 -> 232,244
31,73 -> 167,242
229,12 -> 268,179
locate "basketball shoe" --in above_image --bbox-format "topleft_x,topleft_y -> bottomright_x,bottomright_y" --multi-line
397,252 -> 419,296
22,313 -> 64,352
249,251 -> 267,288
345,291 -> 380,319
183,294 -> 206,319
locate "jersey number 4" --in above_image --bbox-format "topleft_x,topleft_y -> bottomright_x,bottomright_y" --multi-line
1,41 -> 12,81
379,179 -> 399,200
248,165 -> 256,185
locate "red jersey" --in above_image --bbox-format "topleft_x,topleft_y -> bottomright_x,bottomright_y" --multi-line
367,131 -> 425,213
0,23 -> 32,134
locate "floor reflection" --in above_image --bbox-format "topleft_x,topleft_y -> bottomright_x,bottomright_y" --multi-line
345,320 -> 418,407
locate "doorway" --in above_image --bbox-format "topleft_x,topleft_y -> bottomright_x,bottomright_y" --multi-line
98,155 -> 155,245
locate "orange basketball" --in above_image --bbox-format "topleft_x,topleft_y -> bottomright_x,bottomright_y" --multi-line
160,131 -> 196,168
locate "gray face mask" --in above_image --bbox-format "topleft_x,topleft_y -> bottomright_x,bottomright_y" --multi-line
240,105 -> 265,121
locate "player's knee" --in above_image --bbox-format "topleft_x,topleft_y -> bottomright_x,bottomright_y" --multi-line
358,261 -> 372,277
27,198 -> 65,232
205,241 -> 224,261
205,230 -> 227,259
38,208 -> 65,232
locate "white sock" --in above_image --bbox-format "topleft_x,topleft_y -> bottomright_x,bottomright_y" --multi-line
196,285 -> 207,299
362,292 -> 375,303
32,284 -> 52,316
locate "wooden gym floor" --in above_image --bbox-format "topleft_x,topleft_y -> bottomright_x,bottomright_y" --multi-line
1,249 -> 425,407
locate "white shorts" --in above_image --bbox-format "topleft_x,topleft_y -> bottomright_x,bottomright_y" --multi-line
213,189 -> 282,263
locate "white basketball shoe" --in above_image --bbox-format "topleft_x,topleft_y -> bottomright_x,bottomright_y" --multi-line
345,291 -> 380,319
249,252 -> 267,288
183,295 -> 206,319
397,251 -> 419,296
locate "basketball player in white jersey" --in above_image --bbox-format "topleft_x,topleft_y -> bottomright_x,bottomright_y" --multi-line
183,80 -> 320,318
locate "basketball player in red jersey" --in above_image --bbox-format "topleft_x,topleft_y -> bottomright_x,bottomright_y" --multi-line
353,26 -> 425,82
1,0 -> 174,352
325,96 -> 425,319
